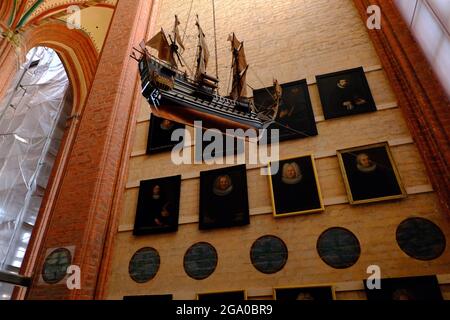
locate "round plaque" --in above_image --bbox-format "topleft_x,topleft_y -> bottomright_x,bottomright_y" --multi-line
129,247 -> 160,283
184,242 -> 218,280
396,217 -> 446,261
42,248 -> 72,284
250,235 -> 288,274
317,227 -> 360,269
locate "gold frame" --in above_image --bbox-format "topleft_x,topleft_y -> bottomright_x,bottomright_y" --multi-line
273,284 -> 337,300
196,289 -> 247,300
336,142 -> 407,205
268,154 -> 325,218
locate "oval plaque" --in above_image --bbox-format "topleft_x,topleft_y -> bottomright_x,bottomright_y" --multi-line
250,235 -> 288,274
317,227 -> 360,269
396,217 -> 446,261
183,242 -> 218,280
129,247 -> 160,283
42,248 -> 72,284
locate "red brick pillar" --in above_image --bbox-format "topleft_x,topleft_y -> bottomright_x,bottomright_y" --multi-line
353,0 -> 450,215
0,38 -> 19,99
25,0 -> 153,300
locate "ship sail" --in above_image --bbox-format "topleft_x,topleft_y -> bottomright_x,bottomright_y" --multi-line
194,18 -> 210,81
173,15 -> 185,52
146,28 -> 176,66
228,33 -> 249,100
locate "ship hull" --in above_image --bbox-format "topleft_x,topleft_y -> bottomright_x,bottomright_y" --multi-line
138,55 -> 268,132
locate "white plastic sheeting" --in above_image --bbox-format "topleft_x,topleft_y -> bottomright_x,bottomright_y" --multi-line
0,47 -> 71,299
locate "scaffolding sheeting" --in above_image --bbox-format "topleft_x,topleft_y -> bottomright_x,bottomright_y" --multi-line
0,47 -> 71,300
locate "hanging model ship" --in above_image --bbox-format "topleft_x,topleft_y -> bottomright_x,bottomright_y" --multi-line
132,15 -> 281,132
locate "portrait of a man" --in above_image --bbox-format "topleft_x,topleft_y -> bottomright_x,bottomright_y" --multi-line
269,155 -> 324,217
133,175 -> 181,235
364,276 -> 443,300
317,67 -> 377,119
274,286 -> 335,301
253,79 -> 317,143
147,115 -> 185,154
199,165 -> 249,230
337,142 -> 406,204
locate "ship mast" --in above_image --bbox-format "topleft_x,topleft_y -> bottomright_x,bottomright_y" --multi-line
194,16 -> 218,88
228,33 -> 249,101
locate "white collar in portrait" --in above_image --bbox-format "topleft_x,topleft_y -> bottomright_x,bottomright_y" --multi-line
282,174 -> 303,185
357,163 -> 377,173
213,185 -> 233,196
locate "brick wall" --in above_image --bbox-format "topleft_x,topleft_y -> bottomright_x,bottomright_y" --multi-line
104,0 -> 450,299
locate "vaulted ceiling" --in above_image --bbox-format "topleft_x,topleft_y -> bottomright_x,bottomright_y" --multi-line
0,0 -> 117,52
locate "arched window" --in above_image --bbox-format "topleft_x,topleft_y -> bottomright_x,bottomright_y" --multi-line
395,0 -> 450,97
0,47 -> 72,300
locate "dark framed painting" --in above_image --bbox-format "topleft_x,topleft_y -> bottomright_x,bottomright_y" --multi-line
364,275 -> 443,300
147,115 -> 185,154
133,175 -> 181,235
337,142 -> 406,204
253,79 -> 317,143
199,165 -> 250,230
268,155 -> 324,217
197,290 -> 246,301
274,285 -> 335,301
316,67 -> 377,119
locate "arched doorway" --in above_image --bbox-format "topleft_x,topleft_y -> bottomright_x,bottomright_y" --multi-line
0,47 -> 72,299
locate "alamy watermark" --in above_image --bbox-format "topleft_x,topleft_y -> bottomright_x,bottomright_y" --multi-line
66,6 -> 81,30
170,121 -> 280,175
367,5 -> 381,30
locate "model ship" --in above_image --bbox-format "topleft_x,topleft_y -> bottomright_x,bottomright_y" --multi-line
132,16 -> 281,132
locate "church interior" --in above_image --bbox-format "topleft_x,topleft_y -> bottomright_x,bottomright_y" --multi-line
0,0 -> 449,301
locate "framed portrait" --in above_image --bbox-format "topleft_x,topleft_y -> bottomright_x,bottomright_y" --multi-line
268,155 -> 324,217
316,67 -> 377,119
197,290 -> 247,301
147,115 -> 185,154
364,275 -> 443,300
253,79 -> 318,143
274,285 -> 336,301
337,142 -> 406,204
133,175 -> 181,235
199,165 -> 250,230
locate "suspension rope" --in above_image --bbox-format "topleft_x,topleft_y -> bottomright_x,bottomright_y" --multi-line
182,0 -> 194,43
212,0 -> 219,80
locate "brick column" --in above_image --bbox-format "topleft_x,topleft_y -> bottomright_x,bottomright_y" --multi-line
0,38 -> 19,99
25,0 -> 153,300
353,0 -> 450,215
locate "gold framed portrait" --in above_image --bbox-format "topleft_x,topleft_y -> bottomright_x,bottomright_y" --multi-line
273,284 -> 336,301
337,142 -> 406,205
268,155 -> 324,217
